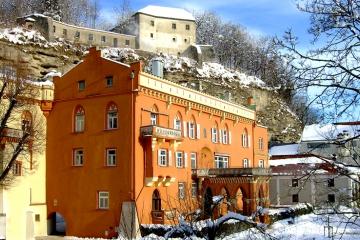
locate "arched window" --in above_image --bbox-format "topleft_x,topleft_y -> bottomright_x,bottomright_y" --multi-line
74,106 -> 85,132
21,111 -> 32,133
243,158 -> 249,168
211,122 -> 218,143
174,113 -> 182,130
222,125 -> 229,144
107,103 -> 118,129
259,159 -> 265,168
150,105 -> 158,125
242,129 -> 249,147
152,190 -> 161,211
258,137 -> 264,150
188,116 -> 196,139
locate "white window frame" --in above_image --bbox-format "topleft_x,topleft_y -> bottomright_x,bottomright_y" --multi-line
190,152 -> 197,169
73,149 -> 84,166
174,117 -> 181,130
188,122 -> 195,139
159,149 -> 167,166
178,182 -> 185,199
211,128 -> 218,143
107,109 -> 118,129
106,148 -> 117,166
98,191 -> 109,209
191,182 -> 197,198
150,113 -> 157,125
243,158 -> 249,168
75,109 -> 84,132
176,151 -> 183,168
223,129 -> 228,144
215,155 -> 229,168
242,132 -> 249,147
259,159 -> 264,168
259,138 -> 264,150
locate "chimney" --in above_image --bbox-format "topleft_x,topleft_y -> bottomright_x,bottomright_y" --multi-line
247,96 -> 256,110
88,46 -> 101,58
151,58 -> 164,78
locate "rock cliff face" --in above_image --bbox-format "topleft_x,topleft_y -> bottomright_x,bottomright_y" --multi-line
0,28 -> 303,143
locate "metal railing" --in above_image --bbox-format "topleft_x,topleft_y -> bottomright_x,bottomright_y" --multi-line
192,167 -> 271,177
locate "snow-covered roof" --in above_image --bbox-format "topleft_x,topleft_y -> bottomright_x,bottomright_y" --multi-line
301,123 -> 360,141
136,5 -> 195,21
270,156 -> 323,166
270,144 -> 299,156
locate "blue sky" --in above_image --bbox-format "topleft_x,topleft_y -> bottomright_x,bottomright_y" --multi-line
100,0 -> 312,44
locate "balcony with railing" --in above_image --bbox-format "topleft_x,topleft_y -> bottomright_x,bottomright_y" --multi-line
192,167 -> 272,177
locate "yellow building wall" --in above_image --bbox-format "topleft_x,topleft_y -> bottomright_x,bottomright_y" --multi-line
0,85 -> 51,240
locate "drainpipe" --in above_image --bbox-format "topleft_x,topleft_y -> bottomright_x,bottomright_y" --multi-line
130,69 -> 135,200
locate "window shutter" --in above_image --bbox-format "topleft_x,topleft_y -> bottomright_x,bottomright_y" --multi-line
188,122 -> 191,137
219,130 -> 223,144
183,121 -> 187,137
229,131 -> 232,144
168,150 -> 172,166
211,128 -> 214,142
184,153 -> 188,168
196,124 -> 201,139
173,119 -> 177,129
158,149 -> 161,166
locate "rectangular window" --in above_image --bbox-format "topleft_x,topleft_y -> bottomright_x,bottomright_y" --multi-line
158,149 -> 167,166
63,29 -> 67,37
307,142 -> 329,148
243,158 -> 249,168
176,151 -> 183,168
215,155 -> 229,168
328,178 -> 335,187
190,152 -> 197,169
172,23 -> 176,29
150,33 -> 154,38
113,38 -> 118,47
13,161 -> 22,176
328,194 -> 335,203
150,20 -> 154,26
106,76 -> 113,87
191,182 -> 197,198
78,80 -> 85,91
53,26 -> 56,32
211,128 -> 218,143
88,34 -> 94,41
75,31 -> 80,38
101,36 -> 106,42
125,39 -> 130,46
107,111 -> 118,129
292,194 -> 299,203
172,37 -> 176,42
73,149 -> 84,166
106,149 -> 116,166
259,159 -> 264,168
188,122 -> 195,139
292,179 -> 298,187
178,182 -> 185,199
186,24 -> 190,30
98,191 -> 109,209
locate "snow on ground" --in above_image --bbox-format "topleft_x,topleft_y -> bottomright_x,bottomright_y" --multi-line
0,27 -> 47,45
149,54 -> 268,88
101,48 -> 140,62
223,212 -> 360,240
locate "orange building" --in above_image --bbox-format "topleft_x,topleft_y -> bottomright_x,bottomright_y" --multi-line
46,47 -> 270,238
